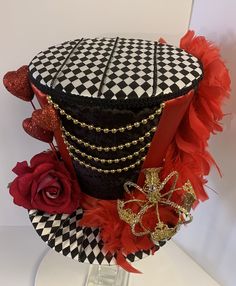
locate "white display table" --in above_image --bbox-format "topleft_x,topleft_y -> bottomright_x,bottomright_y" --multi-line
35,240 -> 220,286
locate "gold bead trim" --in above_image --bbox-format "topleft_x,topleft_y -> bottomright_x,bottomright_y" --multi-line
69,151 -> 146,174
47,95 -> 165,133
63,135 -> 150,164
61,125 -> 157,152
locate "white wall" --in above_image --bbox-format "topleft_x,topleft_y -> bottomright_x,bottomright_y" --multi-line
174,1 -> 236,286
0,1 -> 235,285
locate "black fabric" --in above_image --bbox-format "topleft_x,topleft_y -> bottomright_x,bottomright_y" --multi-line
56,95 -> 160,199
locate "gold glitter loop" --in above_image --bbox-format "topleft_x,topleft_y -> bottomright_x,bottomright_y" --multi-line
117,168 -> 196,242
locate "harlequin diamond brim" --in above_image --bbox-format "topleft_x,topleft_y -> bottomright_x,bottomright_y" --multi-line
28,208 -> 166,265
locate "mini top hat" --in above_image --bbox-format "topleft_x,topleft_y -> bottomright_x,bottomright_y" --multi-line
4,31 -> 230,272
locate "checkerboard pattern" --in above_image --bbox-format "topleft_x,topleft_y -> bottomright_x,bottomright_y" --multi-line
156,44 -> 202,95
29,37 -> 202,102
53,38 -> 115,97
29,40 -> 79,88
101,38 -> 154,99
29,209 -> 166,265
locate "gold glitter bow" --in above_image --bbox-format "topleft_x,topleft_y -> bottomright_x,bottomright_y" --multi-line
117,168 -> 196,242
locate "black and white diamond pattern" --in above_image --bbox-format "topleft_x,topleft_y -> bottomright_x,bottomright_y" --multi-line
156,44 -> 202,95
101,38 -> 154,99
29,208 -> 166,265
29,40 -> 79,88
29,37 -> 203,103
53,38 -> 115,97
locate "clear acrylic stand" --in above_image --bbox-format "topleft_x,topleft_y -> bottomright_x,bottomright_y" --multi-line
85,264 -> 129,286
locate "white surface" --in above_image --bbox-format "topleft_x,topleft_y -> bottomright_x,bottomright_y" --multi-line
35,240 -> 220,286
0,0 -> 192,227
0,226 -> 47,286
174,1 -> 236,286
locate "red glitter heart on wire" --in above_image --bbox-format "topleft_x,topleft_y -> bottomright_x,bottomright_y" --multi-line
3,65 -> 34,101
32,105 -> 60,131
22,118 -> 54,143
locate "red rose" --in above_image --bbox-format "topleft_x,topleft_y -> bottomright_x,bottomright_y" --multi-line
9,151 -> 80,214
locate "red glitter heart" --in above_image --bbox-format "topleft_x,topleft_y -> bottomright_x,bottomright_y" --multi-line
3,65 -> 34,101
32,105 -> 60,131
22,118 -> 54,143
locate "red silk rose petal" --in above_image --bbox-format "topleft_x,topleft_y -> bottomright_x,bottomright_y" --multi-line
30,151 -> 55,168
9,176 -> 33,209
22,118 -> 54,143
9,150 -> 80,214
32,105 -> 60,131
12,161 -> 31,176
3,65 -> 34,101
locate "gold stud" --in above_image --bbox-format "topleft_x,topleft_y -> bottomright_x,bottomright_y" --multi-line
91,145 -> 96,150
119,127 -> 125,132
104,147 -> 109,152
127,125 -> 132,130
114,159 -> 119,163
111,147 -> 117,151
127,155 -> 132,160
88,125 -> 93,130
104,128 -> 109,133
134,152 -> 139,156
125,143 -> 131,148
96,127 -> 101,132
121,157 -> 126,162
146,132 -> 150,137
84,143 -> 89,147
118,145 -> 124,150
134,122 -> 140,128
73,119 -> 79,124
133,140 -> 138,145
141,119 -> 148,124
139,137 -> 144,142
111,170 -> 115,174
149,114 -> 155,120
101,159 -> 105,164
111,129 -> 117,134
108,160 -> 112,164
66,115 -> 72,120
87,155 -> 92,160
97,147 -> 102,151
81,123 -> 86,128
60,110 -> 65,115
124,167 -> 129,172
